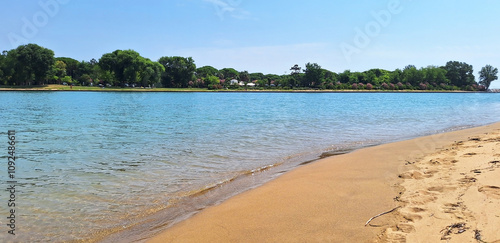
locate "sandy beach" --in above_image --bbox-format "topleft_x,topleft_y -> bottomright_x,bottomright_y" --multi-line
146,123 -> 500,243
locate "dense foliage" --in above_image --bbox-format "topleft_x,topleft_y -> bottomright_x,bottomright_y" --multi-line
0,44 -> 497,91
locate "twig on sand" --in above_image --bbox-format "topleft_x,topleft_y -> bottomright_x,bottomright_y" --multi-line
364,206 -> 401,226
474,230 -> 484,242
440,223 -> 468,240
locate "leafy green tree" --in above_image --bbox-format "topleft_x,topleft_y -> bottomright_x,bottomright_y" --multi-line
420,66 -> 449,89
365,72 -> 377,86
348,72 -> 359,84
303,62 -> 323,87
7,44 -> 55,85
48,60 -> 67,84
0,51 -> 7,84
98,52 -> 118,84
264,74 -> 280,87
76,59 -> 102,83
205,75 -> 221,89
339,70 -> 351,84
99,49 -> 146,86
56,57 -> 79,79
196,66 -> 218,78
239,71 -> 250,83
139,59 -> 165,87
390,69 -> 403,84
322,70 -> 337,82
159,56 -> 196,88
402,65 -> 422,87
78,60 -> 93,78
78,74 -> 92,86
61,76 -> 72,85
118,50 -> 145,85
249,72 -> 264,81
354,72 -> 367,84
256,79 -> 267,87
478,65 -> 498,90
219,68 -> 239,80
444,61 -> 475,87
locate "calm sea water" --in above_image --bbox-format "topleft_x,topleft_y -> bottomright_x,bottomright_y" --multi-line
0,91 -> 499,242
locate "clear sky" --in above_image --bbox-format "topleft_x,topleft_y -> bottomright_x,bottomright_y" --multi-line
1,0 -> 500,88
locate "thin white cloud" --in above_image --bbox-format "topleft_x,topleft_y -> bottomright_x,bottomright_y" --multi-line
202,0 -> 250,20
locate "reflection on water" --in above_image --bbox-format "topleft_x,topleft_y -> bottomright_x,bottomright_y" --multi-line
0,91 -> 499,242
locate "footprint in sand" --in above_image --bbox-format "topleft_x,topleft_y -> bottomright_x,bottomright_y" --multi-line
458,177 -> 477,184
442,203 -> 462,214
402,213 -> 423,222
398,171 -> 433,180
427,185 -> 456,193
380,228 -> 407,243
396,223 -> 415,233
409,190 -> 439,204
462,152 -> 478,157
478,186 -> 500,199
405,207 -> 426,213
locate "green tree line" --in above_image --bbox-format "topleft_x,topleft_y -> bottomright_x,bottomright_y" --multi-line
0,44 -> 497,91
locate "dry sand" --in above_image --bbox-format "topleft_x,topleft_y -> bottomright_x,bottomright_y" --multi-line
146,123 -> 500,243
381,128 -> 500,242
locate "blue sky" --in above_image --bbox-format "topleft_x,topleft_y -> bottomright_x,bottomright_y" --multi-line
1,0 -> 500,87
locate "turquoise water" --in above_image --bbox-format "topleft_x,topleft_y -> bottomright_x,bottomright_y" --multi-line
0,92 -> 499,242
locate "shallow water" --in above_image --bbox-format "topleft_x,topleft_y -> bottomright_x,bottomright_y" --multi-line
0,92 -> 499,242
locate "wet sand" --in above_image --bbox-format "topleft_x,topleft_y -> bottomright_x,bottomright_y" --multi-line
146,122 -> 500,243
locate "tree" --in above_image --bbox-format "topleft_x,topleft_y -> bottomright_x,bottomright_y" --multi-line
444,61 -> 475,88
249,72 -> 264,81
289,64 -> 302,88
290,64 -> 301,75
98,49 -> 148,86
390,68 -> 402,85
339,70 -> 351,84
75,59 -> 102,84
196,66 -> 218,78
205,75 -> 221,89
56,57 -> 79,79
139,59 -> 164,87
61,76 -> 72,85
219,68 -> 239,80
239,71 -> 250,84
401,65 -> 425,88
304,63 -> 323,87
159,56 -> 196,88
0,51 -> 6,84
49,60 -> 67,84
7,44 -> 55,85
78,74 -> 92,86
478,65 -> 498,90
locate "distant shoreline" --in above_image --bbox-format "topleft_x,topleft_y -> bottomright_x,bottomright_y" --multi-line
0,85 -> 484,93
